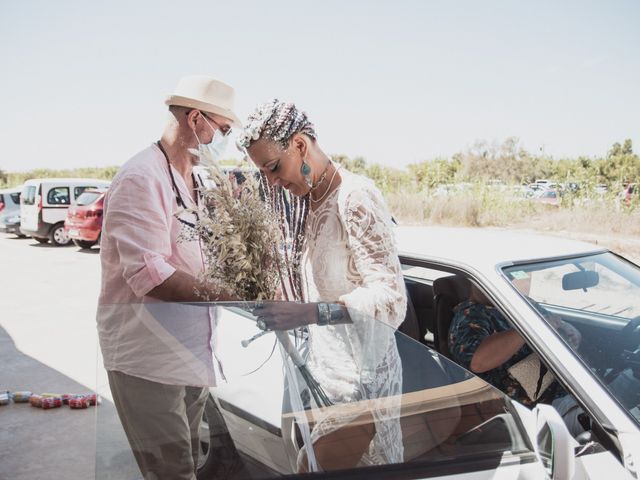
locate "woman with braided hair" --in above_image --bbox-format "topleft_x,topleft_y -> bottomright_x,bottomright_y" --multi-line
237,99 -> 407,471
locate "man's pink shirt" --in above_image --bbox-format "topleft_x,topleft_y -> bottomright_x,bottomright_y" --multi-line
97,144 -> 218,387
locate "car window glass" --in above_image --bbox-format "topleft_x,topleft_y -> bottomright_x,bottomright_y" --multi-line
10,192 -> 21,204
47,187 -> 70,205
95,302 -> 535,478
75,186 -> 97,198
516,258 -> 640,319
402,265 -> 454,282
22,186 -> 36,205
503,253 -> 640,427
76,192 -> 101,206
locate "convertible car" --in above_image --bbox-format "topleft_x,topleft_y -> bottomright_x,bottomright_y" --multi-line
96,227 -> 640,479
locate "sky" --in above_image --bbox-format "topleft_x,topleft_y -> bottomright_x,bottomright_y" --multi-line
0,0 -> 639,172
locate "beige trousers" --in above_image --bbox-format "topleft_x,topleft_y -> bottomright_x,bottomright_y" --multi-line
108,370 -> 209,480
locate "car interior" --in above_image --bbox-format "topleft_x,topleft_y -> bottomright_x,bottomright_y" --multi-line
396,259 -> 602,444
398,255 -> 640,470
397,260 -> 466,352
192,255 -> 640,478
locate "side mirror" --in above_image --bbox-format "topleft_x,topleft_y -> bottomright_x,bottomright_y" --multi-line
562,270 -> 599,291
534,403 -> 576,480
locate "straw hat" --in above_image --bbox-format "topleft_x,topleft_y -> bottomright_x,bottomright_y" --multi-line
165,75 -> 242,127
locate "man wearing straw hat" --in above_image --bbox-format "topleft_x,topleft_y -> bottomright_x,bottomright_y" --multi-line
97,75 -> 241,479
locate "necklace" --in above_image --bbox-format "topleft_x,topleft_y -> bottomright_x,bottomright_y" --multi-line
156,140 -> 198,208
309,162 -> 330,192
310,164 -> 342,203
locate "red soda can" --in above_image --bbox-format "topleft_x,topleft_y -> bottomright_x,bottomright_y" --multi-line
61,394 -> 75,405
86,394 -> 101,406
41,396 -> 63,409
69,396 -> 90,409
29,394 -> 43,408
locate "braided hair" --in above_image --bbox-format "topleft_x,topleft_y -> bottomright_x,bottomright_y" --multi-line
238,100 -> 317,302
237,99 -> 317,152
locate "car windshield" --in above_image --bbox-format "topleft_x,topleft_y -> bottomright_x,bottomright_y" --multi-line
95,302 -> 535,478
503,252 -> 640,426
76,191 -> 102,206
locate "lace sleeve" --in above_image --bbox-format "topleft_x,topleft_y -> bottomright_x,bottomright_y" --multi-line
338,185 -> 407,329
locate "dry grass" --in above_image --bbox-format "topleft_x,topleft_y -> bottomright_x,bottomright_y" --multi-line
386,190 -> 640,263
387,190 -> 539,227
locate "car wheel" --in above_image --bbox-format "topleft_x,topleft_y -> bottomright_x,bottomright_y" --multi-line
34,237 -> 49,244
49,223 -> 71,246
72,239 -> 96,249
196,395 -> 244,479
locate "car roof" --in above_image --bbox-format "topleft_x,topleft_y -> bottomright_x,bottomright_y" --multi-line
395,226 -> 606,270
0,187 -> 22,194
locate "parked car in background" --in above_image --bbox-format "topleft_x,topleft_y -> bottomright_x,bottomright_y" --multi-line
20,178 -> 110,246
524,183 -> 546,198
64,187 -> 108,249
0,187 -> 24,236
564,182 -> 581,194
594,184 -> 609,196
0,214 -> 24,237
534,179 -> 557,188
534,188 -> 562,206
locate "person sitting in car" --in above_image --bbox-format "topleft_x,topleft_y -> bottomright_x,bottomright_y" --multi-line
448,284 -> 581,407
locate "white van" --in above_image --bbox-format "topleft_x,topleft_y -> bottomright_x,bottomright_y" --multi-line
20,178 -> 111,245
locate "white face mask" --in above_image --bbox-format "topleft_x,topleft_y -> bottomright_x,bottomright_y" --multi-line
189,115 -> 231,167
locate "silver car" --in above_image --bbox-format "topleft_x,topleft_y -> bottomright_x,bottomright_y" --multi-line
96,227 -> 639,479
0,187 -> 23,236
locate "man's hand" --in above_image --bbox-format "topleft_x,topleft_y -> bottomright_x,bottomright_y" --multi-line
254,301 -> 319,331
148,269 -> 237,302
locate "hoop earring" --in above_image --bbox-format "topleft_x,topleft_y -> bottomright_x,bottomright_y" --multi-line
301,159 -> 312,187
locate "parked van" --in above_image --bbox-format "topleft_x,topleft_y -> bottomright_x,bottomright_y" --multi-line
20,178 -> 111,245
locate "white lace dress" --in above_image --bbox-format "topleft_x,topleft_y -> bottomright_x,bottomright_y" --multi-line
300,167 -> 407,466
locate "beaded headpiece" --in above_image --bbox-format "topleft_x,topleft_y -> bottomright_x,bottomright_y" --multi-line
236,99 -> 317,152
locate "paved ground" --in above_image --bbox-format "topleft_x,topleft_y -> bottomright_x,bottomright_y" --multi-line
0,234 -> 140,479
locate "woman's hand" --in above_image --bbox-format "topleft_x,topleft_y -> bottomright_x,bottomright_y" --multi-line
254,301 -> 319,331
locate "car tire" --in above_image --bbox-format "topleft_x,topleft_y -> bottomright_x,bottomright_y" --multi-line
196,395 -> 244,479
34,237 -> 49,244
73,239 -> 96,249
49,223 -> 71,246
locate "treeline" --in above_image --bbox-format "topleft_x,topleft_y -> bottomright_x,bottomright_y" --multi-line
0,167 -> 120,189
0,159 -> 249,189
332,137 -> 640,194
2,138 -> 638,195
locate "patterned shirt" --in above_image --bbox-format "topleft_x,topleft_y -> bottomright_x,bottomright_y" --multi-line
448,300 -> 535,405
